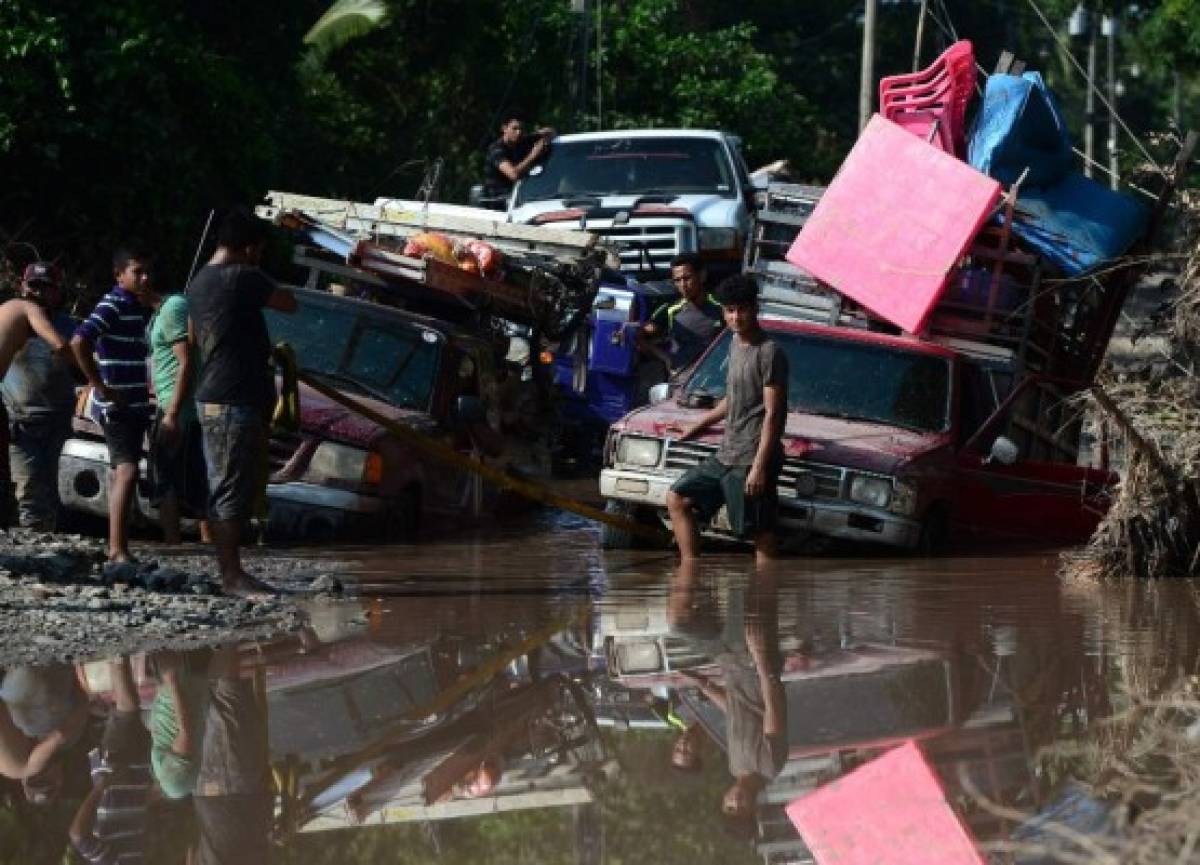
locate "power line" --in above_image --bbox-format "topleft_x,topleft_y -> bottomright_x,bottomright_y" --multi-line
1021,0 -> 1166,176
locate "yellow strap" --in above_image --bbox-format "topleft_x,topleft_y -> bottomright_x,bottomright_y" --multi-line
293,366 -> 666,544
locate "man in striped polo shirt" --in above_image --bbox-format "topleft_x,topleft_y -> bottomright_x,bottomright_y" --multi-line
71,247 -> 155,565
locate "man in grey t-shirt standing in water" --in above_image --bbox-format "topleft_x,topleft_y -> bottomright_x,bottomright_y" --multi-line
189,208 -> 295,598
666,275 -> 788,564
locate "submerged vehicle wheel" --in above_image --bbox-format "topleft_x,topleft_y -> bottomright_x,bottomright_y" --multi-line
917,504 -> 949,556
600,499 -> 641,550
384,486 -> 421,541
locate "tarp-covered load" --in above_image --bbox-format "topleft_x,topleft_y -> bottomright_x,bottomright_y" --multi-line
968,71 -> 1149,276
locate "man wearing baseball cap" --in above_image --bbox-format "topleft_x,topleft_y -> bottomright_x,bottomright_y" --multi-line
0,263 -> 76,526
2,262 -> 78,530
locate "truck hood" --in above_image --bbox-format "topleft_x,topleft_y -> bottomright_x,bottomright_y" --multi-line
296,382 -> 437,448
619,403 -> 950,476
510,193 -> 741,229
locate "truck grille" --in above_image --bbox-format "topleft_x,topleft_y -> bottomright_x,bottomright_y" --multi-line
590,221 -> 685,273
664,440 -> 848,500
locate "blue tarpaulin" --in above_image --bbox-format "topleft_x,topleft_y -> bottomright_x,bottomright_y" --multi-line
1010,174 -> 1149,276
968,72 -> 1074,187
968,72 -> 1149,276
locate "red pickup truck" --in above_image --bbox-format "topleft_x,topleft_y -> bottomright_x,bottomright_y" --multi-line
599,317 -> 1113,552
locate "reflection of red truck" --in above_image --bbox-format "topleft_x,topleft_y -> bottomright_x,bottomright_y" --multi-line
599,317 -> 1113,551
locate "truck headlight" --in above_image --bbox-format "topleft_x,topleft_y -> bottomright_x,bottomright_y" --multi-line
849,475 -> 892,509
698,228 -> 738,250
616,436 -> 662,467
308,442 -> 382,486
889,479 -> 918,516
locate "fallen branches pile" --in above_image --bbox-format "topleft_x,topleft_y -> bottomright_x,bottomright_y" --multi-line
1068,188 -> 1200,579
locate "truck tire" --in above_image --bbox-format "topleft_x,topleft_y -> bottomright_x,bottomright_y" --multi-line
384,485 -> 421,541
917,504 -> 949,556
600,499 -> 640,550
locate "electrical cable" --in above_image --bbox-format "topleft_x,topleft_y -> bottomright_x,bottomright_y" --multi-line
1021,0 -> 1166,176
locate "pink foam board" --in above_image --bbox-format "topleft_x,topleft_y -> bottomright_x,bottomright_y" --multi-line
785,115 -> 1001,334
785,741 -> 985,865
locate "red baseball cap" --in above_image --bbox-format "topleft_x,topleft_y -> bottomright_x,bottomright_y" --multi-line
21,261 -> 63,288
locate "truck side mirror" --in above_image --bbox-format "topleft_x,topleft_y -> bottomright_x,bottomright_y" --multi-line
455,395 -> 488,425
987,436 -> 1020,466
648,383 -> 671,405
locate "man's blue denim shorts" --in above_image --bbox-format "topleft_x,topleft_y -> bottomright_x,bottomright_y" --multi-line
197,403 -> 266,523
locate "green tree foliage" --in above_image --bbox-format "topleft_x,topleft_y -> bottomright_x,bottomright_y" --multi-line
0,0 -> 1189,289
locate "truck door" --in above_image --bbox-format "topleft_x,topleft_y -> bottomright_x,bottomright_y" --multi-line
952,368 -> 1112,544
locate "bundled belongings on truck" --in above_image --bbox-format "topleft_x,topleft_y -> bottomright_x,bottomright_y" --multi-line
967,70 -> 1149,278
256,192 -> 616,341
781,42 -> 1161,382
767,40 -> 1185,475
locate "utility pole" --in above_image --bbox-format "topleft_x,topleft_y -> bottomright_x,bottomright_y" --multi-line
912,0 -> 929,72
569,0 -> 590,131
860,0 -> 878,132
1084,10 -> 1097,178
1104,13 -> 1118,190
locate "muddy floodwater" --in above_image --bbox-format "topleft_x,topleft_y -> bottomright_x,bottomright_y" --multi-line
4,510 -> 1197,864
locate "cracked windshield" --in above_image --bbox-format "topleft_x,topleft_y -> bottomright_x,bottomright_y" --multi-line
2,3 -> 1199,865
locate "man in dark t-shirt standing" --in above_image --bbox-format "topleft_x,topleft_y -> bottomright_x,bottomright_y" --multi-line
482,115 -> 555,203
188,207 -> 295,597
666,275 -> 789,564
640,253 -> 723,374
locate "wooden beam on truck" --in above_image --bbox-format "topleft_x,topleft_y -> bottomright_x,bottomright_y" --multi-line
259,191 -> 613,262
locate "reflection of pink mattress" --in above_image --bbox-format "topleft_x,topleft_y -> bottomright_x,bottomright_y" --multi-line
787,741 -> 984,865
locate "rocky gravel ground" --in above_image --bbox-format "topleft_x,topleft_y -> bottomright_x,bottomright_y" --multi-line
0,529 -> 355,666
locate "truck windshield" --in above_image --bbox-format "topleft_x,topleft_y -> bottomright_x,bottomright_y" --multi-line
267,292 -> 441,411
684,331 -> 951,433
515,137 -> 737,205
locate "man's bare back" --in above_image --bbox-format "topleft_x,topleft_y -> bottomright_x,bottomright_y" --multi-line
0,298 -> 68,376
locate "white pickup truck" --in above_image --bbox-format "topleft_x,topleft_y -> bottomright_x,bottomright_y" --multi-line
506,129 -> 755,278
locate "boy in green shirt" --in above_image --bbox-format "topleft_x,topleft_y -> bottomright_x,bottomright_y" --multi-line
147,289 -> 209,543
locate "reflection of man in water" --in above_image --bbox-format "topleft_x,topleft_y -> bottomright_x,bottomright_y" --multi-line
668,563 -> 786,838
0,663 -> 89,803
191,646 -> 272,865
69,656 -> 156,863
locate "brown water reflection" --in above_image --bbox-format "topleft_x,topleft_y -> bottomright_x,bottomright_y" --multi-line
5,519 -> 1200,863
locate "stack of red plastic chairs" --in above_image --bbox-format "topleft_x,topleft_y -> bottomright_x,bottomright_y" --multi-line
879,40 -> 976,157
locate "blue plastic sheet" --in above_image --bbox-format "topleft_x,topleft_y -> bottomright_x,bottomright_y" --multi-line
1011,173 -> 1149,276
968,72 -> 1074,187
969,72 -> 1149,276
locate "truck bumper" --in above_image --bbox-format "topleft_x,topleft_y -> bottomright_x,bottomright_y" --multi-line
59,438 -> 384,538
264,482 -> 383,540
600,467 -> 921,550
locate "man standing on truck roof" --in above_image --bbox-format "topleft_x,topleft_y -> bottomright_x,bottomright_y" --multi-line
188,207 -> 296,599
483,114 -> 556,202
2,262 -> 78,531
639,252 -> 723,375
72,246 -> 156,566
665,275 -> 788,564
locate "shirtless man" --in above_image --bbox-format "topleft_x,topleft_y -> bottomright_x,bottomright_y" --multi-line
0,274 -> 74,524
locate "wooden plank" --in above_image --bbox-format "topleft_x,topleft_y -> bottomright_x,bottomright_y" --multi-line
263,190 -> 603,252
302,784 -> 595,831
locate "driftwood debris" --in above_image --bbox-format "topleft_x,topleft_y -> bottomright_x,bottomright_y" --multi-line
1066,176 -> 1200,579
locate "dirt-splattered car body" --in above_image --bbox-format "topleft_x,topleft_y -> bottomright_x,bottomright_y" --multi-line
58,288 -> 515,540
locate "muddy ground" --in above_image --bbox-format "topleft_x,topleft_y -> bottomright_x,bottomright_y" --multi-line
0,528 -> 361,666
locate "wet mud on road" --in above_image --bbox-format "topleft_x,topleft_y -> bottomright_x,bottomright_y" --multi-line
4,507 -> 1200,863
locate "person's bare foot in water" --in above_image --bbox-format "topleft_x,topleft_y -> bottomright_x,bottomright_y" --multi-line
220,571 -> 277,601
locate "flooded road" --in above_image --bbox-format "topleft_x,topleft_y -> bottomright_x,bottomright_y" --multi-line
5,514 -> 1199,864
